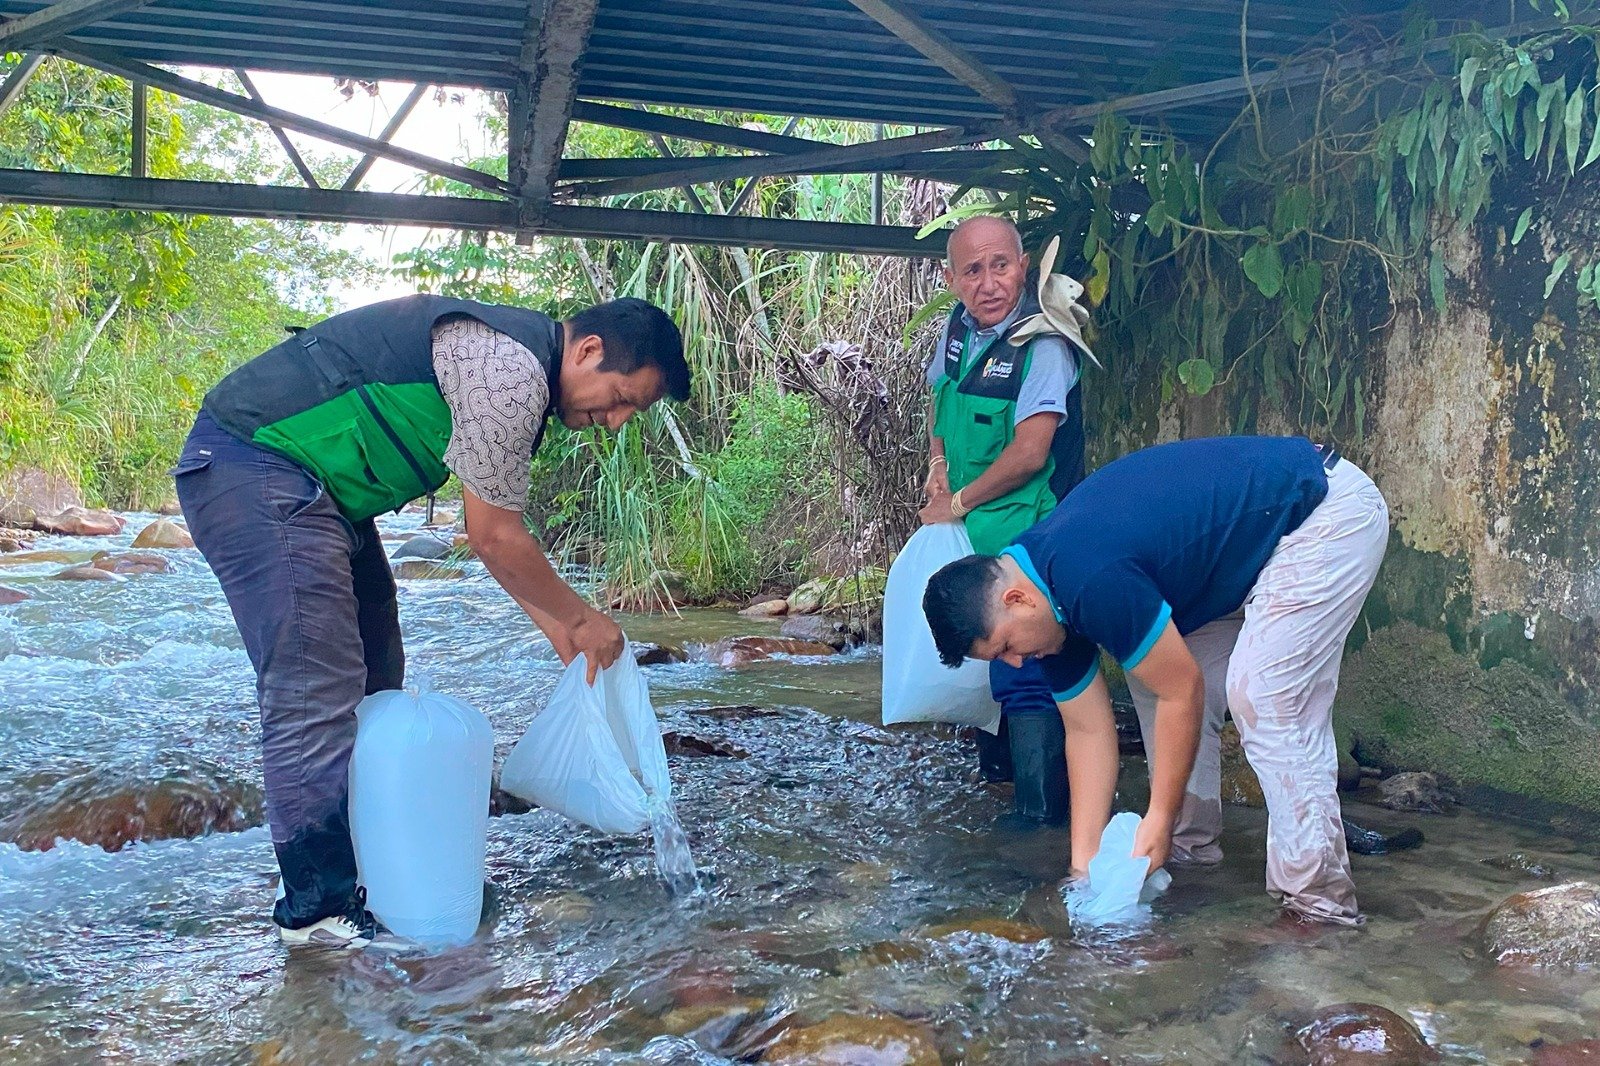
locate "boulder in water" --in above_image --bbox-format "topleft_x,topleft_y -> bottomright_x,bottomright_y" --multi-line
634,641 -> 688,666
393,559 -> 466,580
918,916 -> 1049,943
661,731 -> 748,759
1293,1003 -> 1440,1064
391,533 -> 453,561
451,533 -> 476,558
1220,722 -> 1265,808
698,636 -> 837,667
788,569 -> 887,615
0,759 -> 264,852
0,467 -> 81,529
0,535 -> 31,553
763,1013 -> 941,1065
1379,771 -> 1455,813
1532,1039 -> 1600,1064
53,564 -> 123,582
91,550 -> 170,575
740,597 -> 789,618
1479,882 -> 1600,967
131,518 -> 193,549
1,549 -> 82,566
779,613 -> 852,650
1481,853 -> 1559,880
0,584 -> 27,605
157,500 -> 183,516
33,506 -> 125,537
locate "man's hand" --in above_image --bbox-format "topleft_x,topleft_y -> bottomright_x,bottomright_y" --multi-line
923,461 -> 950,500
919,492 -> 956,525
568,608 -> 624,684
1132,808 -> 1174,874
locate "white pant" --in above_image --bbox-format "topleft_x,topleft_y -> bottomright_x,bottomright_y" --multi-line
1128,458 -> 1389,924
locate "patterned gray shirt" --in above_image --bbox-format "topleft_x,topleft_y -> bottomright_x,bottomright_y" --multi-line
431,316 -> 551,512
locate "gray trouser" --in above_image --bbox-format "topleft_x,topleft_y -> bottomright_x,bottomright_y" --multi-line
174,412 -> 404,929
1127,458 -> 1389,925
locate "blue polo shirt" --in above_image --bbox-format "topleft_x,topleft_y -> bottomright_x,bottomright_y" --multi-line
1001,436 -> 1330,701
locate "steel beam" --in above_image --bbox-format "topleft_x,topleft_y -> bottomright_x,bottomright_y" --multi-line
129,77 -> 143,177
570,100 -> 821,156
52,42 -> 508,195
0,0 -> 152,50
508,0 -> 599,218
342,82 -> 429,192
235,69 -> 319,189
0,52 -> 41,118
842,0 -> 1018,114
0,168 -> 943,257
553,147 -> 1019,181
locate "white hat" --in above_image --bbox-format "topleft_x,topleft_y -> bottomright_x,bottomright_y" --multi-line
1007,235 -> 1102,369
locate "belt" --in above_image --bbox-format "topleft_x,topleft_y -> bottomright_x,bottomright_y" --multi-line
1314,442 -> 1341,471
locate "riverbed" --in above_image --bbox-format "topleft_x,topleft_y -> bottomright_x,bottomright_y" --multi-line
0,514 -> 1596,1064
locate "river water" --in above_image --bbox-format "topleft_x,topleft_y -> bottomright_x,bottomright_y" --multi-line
1,514 -> 1597,1064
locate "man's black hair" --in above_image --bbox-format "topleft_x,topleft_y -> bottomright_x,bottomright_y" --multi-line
923,554 -> 1005,668
566,297 -> 691,402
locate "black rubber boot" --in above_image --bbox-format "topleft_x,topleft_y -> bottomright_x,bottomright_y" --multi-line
1006,713 -> 1069,825
971,717 -> 1014,783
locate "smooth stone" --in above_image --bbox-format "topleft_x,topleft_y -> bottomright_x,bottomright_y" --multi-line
1481,853 -> 1559,880
33,506 -> 125,537
53,564 -> 123,582
1294,1003 -> 1440,1064
393,559 -> 466,580
779,613 -> 852,650
1220,722 -> 1265,807
91,550 -> 170,575
740,597 -> 790,618
763,1013 -> 941,1065
918,916 -> 1049,944
390,533 -> 453,561
698,636 -> 837,667
130,518 -> 193,549
1379,771 -> 1456,813
1479,882 -> 1600,967
1533,1038 -> 1600,1065
0,585 -> 27,605
634,641 -> 689,666
661,731 -> 748,759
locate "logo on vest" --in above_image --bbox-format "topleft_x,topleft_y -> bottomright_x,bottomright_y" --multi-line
981,357 -> 1016,380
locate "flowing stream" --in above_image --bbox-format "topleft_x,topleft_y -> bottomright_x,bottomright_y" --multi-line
1,513 -> 1598,1064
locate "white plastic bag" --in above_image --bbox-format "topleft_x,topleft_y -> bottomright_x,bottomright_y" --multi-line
499,645 -> 672,835
1064,811 -> 1173,927
881,522 -> 1002,733
348,678 -> 494,947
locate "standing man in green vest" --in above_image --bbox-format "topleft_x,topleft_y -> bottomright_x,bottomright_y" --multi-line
174,294 -> 689,949
920,216 -> 1091,825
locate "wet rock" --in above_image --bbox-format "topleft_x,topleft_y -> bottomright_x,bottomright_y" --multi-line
660,998 -> 766,1045
836,940 -> 931,974
692,703 -> 784,720
391,533 -> 453,561
780,612 -> 852,650
419,508 -> 457,529
1379,771 -> 1455,813
489,786 -> 534,817
0,467 -> 80,529
91,550 -> 170,575
0,536 -> 31,553
393,559 -> 466,580
0,759 -> 264,851
53,564 -> 123,582
661,731 -> 748,759
0,549 -> 80,566
157,500 -> 183,516
1294,1003 -> 1440,1064
740,598 -> 789,618
1338,748 -> 1363,792
1532,1038 -> 1600,1064
526,891 -> 597,925
0,585 -> 27,605
919,916 -> 1049,943
788,569 -> 887,615
1479,882 -> 1600,967
451,533 -> 476,558
130,519 -> 193,549
1481,853 -> 1559,880
1220,722 -> 1265,807
1343,820 -> 1424,856
698,636 -> 837,667
838,861 -> 895,889
634,641 -> 688,666
33,506 -> 125,537
763,1013 -> 941,1065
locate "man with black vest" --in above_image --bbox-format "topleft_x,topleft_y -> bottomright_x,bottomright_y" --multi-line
174,294 -> 689,949
919,216 -> 1094,825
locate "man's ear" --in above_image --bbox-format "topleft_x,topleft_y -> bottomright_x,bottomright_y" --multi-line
942,263 -> 955,290
1000,583 -> 1030,609
570,332 -> 604,367
1018,252 -> 1031,275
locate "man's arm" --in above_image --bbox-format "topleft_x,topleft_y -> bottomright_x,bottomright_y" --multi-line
921,412 -> 1057,523
925,400 -> 950,500
1123,622 -> 1205,870
462,488 -> 623,683
1057,670 -> 1120,877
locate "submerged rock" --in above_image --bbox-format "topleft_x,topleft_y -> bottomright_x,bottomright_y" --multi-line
763,1013 -> 941,1065
0,549 -> 81,566
0,536 -> 31,553
1342,820 -> 1424,856
1479,882 -> 1600,967
740,598 -> 789,618
53,564 -> 123,582
779,613 -> 852,650
661,731 -> 748,759
1379,771 -> 1455,813
130,518 -> 193,550
91,550 -> 170,575
33,506 -> 125,537
393,559 -> 466,580
1532,1038 -> 1600,1064
698,636 -> 837,667
918,916 -> 1049,944
634,641 -> 688,666
391,533 -> 452,561
0,585 -> 26,604
156,500 -> 183,516
1481,853 -> 1559,880
1294,1003 -> 1440,1064
0,759 -> 263,852
1220,723 -> 1265,808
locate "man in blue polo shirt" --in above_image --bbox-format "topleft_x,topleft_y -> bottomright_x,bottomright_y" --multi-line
921,436 -> 1390,925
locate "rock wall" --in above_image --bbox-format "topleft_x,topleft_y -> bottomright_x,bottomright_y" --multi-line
1087,163 -> 1600,815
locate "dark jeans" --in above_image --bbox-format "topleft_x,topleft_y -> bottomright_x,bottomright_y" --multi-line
975,658 -> 1069,824
174,411 -> 404,929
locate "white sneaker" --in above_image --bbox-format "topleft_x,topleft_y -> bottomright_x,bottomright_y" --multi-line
277,912 -> 376,949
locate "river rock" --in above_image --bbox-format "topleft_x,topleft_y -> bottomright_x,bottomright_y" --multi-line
1293,1003 -> 1439,1064
157,500 -> 183,516
451,533 -> 476,558
1220,722 -> 1266,807
393,559 -> 466,580
0,759 -> 264,852
763,1013 -> 941,1065
1479,882 -> 1600,967
1,549 -> 82,566
33,506 -> 125,537
919,916 -> 1049,943
0,536 -> 30,553
741,598 -> 789,618
1379,771 -> 1455,813
788,569 -> 887,615
0,585 -> 26,604
1481,853 -> 1559,880
699,636 -> 838,667
634,641 -> 688,666
1532,1039 -> 1600,1064
779,613 -> 852,650
131,519 -> 193,549
91,550 -> 170,575
391,533 -> 453,561
661,731 -> 748,759
53,564 -> 123,582
0,467 -> 80,529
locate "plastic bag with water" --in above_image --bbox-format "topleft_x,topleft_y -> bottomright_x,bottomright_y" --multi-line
500,646 -> 698,894
1065,811 -> 1174,928
881,522 -> 1002,733
348,678 -> 493,947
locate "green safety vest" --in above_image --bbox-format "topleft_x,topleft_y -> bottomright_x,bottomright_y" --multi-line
932,299 -> 1086,555
203,295 -> 562,523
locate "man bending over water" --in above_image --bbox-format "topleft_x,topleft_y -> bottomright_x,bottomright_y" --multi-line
922,436 -> 1389,925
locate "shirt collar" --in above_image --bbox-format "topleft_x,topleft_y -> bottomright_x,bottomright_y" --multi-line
999,545 -> 1064,623
960,299 -> 1024,338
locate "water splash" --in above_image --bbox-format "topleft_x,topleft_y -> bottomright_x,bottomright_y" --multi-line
647,796 -> 700,897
